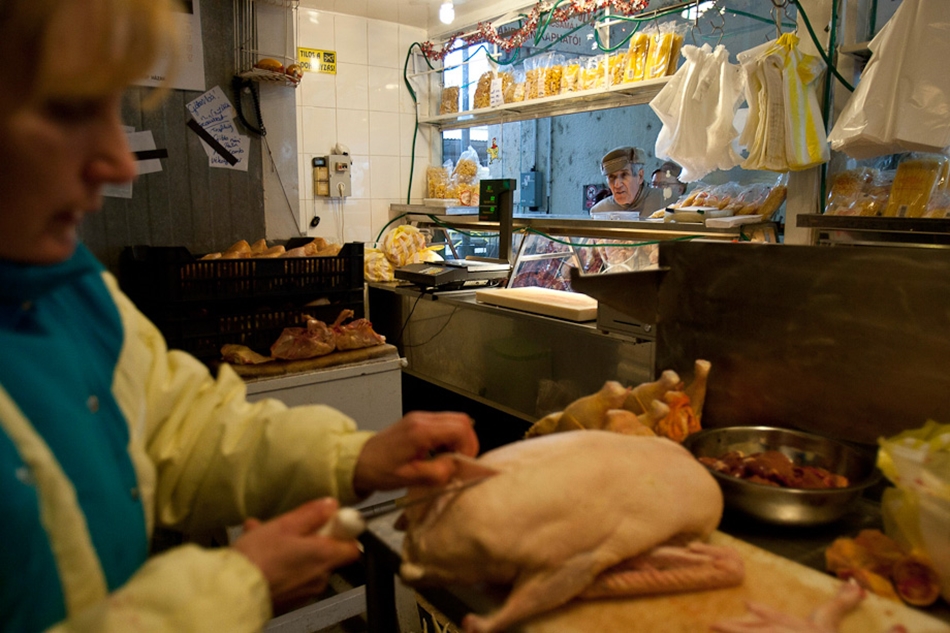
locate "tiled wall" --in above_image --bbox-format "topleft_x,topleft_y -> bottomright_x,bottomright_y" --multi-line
296,9 -> 434,247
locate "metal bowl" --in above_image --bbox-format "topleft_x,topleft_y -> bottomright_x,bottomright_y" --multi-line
683,426 -> 882,526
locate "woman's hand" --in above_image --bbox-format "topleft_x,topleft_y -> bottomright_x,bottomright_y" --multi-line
352,411 -> 479,495
232,498 -> 361,610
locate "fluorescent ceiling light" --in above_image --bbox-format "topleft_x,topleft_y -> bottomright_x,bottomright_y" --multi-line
439,0 -> 455,24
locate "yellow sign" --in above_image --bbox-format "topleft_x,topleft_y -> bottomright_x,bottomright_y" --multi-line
297,48 -> 336,75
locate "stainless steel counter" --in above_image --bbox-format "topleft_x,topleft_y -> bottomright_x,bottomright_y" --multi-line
367,282 -> 655,423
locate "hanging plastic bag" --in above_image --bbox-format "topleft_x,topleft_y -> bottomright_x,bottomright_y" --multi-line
738,33 -> 829,172
651,43 -> 743,182
828,0 -> 950,159
877,420 -> 950,602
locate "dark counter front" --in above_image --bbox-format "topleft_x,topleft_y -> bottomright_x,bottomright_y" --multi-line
360,499 -> 950,631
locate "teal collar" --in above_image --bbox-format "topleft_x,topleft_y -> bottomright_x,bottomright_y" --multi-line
0,245 -> 102,304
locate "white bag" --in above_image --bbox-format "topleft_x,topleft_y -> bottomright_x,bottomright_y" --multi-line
827,0 -> 950,159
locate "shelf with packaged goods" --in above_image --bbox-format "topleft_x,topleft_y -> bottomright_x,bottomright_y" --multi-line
392,204 -> 776,242
797,214 -> 950,234
418,76 -> 671,132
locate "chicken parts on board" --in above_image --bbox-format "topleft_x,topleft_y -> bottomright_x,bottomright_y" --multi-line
525,359 -> 711,443
398,431 -> 744,633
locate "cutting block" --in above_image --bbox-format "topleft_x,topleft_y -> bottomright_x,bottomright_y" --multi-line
476,287 -> 597,322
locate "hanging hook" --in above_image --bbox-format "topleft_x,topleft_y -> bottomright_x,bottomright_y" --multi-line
708,8 -> 726,47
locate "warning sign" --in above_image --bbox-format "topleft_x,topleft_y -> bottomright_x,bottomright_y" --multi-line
297,48 -> 336,75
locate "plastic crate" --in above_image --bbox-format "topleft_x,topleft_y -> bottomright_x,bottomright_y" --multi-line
146,290 -> 365,365
119,241 -> 364,306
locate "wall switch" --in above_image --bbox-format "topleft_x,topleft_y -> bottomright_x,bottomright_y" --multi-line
328,154 -> 352,197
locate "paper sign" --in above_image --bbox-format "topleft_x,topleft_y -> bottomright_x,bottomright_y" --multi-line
185,86 -> 234,127
136,1 -> 206,91
185,87 -> 249,171
297,48 -> 337,74
490,77 -> 504,108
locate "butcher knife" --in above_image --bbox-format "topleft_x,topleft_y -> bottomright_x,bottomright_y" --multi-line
318,453 -> 499,540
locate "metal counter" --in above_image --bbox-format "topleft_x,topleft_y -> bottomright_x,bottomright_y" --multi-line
368,283 -> 655,423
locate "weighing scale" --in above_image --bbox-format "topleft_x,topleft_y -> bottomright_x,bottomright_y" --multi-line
395,178 -> 518,290
394,259 -> 510,290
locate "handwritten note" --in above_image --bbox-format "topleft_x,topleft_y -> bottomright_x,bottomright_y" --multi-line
185,86 -> 248,171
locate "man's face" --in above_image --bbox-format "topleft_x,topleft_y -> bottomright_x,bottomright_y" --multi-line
606,166 -> 642,206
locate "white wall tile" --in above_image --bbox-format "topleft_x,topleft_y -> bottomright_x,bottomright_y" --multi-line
368,66 -> 401,113
335,62 -> 368,111
367,20 -> 399,69
299,153 -> 313,200
349,154 -> 371,199
299,71 -> 336,108
298,9 -> 334,49
335,109 -> 369,155
370,155 -> 401,199
370,199 -> 397,243
300,106 -> 337,155
399,112 -> 432,159
334,14 -> 368,66
306,197 -> 338,240
369,111 -> 400,156
401,156 -> 429,203
340,199 -> 373,244
398,24 -> 427,58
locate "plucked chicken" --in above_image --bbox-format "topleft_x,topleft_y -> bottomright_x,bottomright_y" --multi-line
332,309 -> 386,350
399,430 -> 743,633
524,360 -> 711,443
269,315 -> 335,360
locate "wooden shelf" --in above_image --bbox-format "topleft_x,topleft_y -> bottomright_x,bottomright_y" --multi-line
797,214 -> 950,235
418,76 -> 671,131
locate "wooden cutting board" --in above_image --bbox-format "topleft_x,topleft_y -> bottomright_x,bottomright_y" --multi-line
227,344 -> 399,379
521,532 -> 949,633
475,287 -> 598,322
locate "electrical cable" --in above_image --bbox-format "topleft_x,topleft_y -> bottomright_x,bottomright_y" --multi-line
263,135 -> 306,237
402,306 -> 461,349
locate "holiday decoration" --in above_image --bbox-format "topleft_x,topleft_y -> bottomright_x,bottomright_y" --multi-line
419,0 -> 650,62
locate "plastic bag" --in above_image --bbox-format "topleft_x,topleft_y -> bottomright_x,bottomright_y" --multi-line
828,0 -> 950,159
439,85 -> 459,115
738,33 -> 829,172
625,32 -> 651,83
561,58 -> 582,93
651,43 -> 744,182
379,225 -> 444,269
877,420 -> 950,602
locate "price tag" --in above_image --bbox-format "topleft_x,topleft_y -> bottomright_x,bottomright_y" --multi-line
490,77 -> 504,107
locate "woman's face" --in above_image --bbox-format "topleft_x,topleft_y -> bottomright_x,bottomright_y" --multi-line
0,5 -> 137,265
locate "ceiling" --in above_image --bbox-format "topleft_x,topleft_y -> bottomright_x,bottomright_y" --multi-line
298,0 -> 525,36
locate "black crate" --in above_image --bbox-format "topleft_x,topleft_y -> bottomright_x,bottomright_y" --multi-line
145,290 -> 365,365
119,242 -> 364,306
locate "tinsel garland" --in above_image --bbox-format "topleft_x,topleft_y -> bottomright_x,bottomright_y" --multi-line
419,0 -> 650,62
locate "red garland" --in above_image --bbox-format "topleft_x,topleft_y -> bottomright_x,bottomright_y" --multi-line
419,0 -> 650,62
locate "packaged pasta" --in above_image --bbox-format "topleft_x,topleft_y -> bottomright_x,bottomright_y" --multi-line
543,53 -> 565,97
561,58 -> 582,93
499,71 -> 515,104
440,85 -> 459,114
509,68 -> 526,103
608,50 -> 627,86
473,71 -> 494,110
883,155 -> 947,218
625,31 -> 651,82
645,23 -> 681,80
582,54 -> 607,91
452,146 -> 480,185
426,165 -> 450,199
524,56 -> 544,100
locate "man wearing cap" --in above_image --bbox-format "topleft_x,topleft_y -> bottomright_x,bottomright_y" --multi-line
590,146 -> 665,216
651,160 -> 688,207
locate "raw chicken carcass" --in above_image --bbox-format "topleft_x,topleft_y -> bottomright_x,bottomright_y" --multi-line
269,315 -> 335,360
331,309 -> 386,350
220,344 -> 272,365
399,431 -> 743,633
